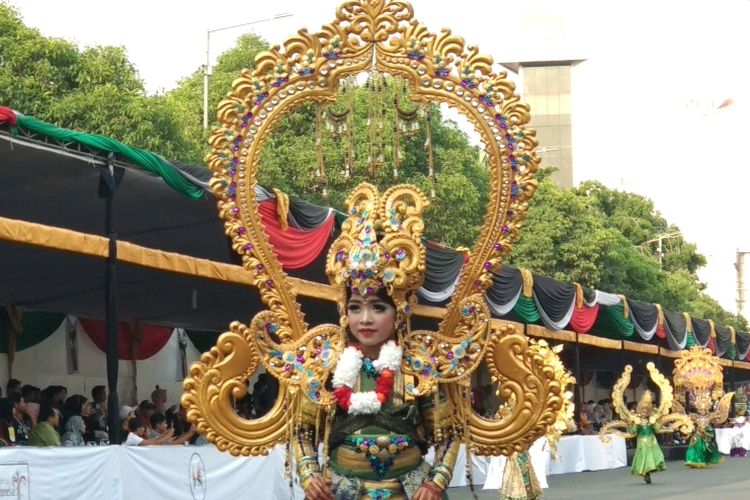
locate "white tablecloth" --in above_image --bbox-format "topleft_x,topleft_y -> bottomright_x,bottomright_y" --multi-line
546,435 -> 627,475
716,426 -> 750,454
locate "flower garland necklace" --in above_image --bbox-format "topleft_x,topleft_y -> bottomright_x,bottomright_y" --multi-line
332,340 -> 402,415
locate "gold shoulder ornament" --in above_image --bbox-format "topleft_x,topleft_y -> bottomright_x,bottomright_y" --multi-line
182,0 -> 561,458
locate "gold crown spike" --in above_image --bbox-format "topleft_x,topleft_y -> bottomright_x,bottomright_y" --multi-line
326,183 -> 429,321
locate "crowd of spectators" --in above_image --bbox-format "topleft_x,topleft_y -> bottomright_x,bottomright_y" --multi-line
0,379 -> 196,448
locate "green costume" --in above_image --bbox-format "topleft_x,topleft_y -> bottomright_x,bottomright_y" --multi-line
685,424 -> 722,468
27,422 -> 61,447
629,423 -> 666,477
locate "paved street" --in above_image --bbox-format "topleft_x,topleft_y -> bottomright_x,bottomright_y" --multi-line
447,456 -> 750,500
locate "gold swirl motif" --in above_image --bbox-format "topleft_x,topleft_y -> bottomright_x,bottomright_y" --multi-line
465,324 -> 562,456
181,322 -> 289,455
187,0 -> 548,457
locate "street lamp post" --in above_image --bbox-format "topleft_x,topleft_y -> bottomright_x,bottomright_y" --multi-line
203,13 -> 293,129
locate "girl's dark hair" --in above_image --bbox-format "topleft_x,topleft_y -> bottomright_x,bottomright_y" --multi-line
63,394 -> 88,418
128,419 -> 144,432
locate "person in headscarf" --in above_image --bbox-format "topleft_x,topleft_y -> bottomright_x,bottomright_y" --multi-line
61,415 -> 86,447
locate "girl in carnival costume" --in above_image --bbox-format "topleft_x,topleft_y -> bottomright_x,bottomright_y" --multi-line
600,364 -> 693,484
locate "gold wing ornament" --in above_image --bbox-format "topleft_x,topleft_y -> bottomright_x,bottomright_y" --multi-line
183,0 -> 561,457
600,362 -> 693,444
673,347 -> 733,428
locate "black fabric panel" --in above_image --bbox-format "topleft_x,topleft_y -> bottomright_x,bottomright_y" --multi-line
288,195 -> 334,229
422,243 -> 464,292
486,266 -> 523,305
737,331 -> 750,356
582,286 -> 596,304
716,326 -> 732,355
691,317 -> 711,346
171,161 -> 212,183
532,273 -> 575,323
663,310 -> 687,336
627,299 -> 658,330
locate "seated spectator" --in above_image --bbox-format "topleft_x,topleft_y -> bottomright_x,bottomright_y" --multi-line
136,400 -> 155,434
0,394 -> 32,445
21,385 -> 41,427
63,394 -> 92,424
119,405 -> 136,441
6,379 -> 21,398
123,419 -> 173,446
28,404 -> 61,447
61,415 -> 86,447
151,385 -> 167,416
86,386 -> 108,443
148,413 -> 167,439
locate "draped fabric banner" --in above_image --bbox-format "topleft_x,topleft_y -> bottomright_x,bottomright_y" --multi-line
258,200 -> 335,270
484,267 -> 524,316
421,242 -> 465,294
79,319 -> 172,360
186,329 -> 222,354
627,299 -> 658,341
288,196 -> 336,230
0,106 -> 17,126
585,291 -> 621,307
532,274 -> 576,323
663,311 -> 688,351
715,326 -> 732,357
736,331 -> 750,361
513,296 -> 541,324
0,310 -> 65,353
590,303 -> 634,339
569,303 -> 599,334
691,317 -> 712,347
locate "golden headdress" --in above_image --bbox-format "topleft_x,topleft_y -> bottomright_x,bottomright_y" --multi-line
182,0 -> 562,458
326,183 -> 428,324
672,347 -> 734,426
636,390 -> 654,415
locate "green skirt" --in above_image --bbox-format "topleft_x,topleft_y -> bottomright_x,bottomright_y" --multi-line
631,433 -> 666,476
685,434 -> 722,468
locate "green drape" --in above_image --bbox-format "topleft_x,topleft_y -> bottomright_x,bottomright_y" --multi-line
185,329 -> 222,354
685,331 -> 697,349
512,295 -> 540,324
13,115 -> 203,199
590,303 -> 634,339
0,311 -> 66,353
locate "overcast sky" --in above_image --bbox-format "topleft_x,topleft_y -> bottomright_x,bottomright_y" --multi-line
10,0 -> 750,315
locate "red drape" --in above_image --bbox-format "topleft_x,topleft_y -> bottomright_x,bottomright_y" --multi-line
569,304 -> 599,334
708,337 -> 716,354
655,322 -> 666,340
0,106 -> 17,126
258,200 -> 335,270
79,319 -> 172,360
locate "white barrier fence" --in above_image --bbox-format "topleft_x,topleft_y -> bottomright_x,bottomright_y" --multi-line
0,435 -> 627,499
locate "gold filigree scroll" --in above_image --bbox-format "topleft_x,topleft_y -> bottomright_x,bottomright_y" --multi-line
463,324 -> 562,456
182,322 -> 289,455
186,0 -> 544,457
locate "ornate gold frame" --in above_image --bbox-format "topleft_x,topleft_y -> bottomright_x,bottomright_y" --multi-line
183,0 -> 558,457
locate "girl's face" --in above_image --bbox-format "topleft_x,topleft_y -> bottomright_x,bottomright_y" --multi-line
346,294 -> 397,350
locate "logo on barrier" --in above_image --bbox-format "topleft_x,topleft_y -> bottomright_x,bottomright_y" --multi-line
0,464 -> 29,500
188,452 -> 207,500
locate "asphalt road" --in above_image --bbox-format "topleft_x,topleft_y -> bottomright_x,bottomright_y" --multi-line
446,456 -> 750,500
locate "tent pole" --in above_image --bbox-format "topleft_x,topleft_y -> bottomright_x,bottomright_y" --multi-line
574,333 -> 582,428
102,158 -> 121,444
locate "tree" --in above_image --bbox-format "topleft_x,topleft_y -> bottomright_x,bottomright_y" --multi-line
0,4 -> 202,163
509,170 -> 747,330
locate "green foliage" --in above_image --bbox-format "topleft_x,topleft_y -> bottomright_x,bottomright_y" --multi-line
0,3 -> 202,163
510,172 -> 746,330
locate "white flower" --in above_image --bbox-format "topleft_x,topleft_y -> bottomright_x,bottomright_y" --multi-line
332,346 -> 363,389
349,392 -> 382,415
372,340 -> 402,372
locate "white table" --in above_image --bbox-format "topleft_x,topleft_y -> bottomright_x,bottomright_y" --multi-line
716,426 -> 750,455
